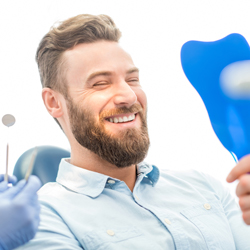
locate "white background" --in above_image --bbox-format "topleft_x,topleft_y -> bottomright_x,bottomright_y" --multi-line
1,0 -> 249,195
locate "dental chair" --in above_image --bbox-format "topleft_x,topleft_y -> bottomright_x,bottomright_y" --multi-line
13,145 -> 70,186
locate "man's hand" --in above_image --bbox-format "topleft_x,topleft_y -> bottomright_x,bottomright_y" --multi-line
227,155 -> 250,225
0,175 -> 41,250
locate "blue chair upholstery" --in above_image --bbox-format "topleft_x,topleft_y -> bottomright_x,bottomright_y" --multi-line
13,146 -> 70,185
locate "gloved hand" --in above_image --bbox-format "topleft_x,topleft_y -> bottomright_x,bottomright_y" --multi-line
0,175 -> 17,192
0,175 -> 41,250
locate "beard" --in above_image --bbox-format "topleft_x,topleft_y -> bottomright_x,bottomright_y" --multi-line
66,97 -> 150,168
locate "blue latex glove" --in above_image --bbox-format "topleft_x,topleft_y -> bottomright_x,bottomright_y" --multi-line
0,175 -> 17,192
0,175 -> 41,250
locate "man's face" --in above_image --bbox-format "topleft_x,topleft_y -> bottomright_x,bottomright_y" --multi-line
63,41 -> 149,167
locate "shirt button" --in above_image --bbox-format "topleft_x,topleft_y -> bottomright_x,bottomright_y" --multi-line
204,203 -> 211,210
134,194 -> 139,200
164,218 -> 171,225
107,229 -> 115,236
108,180 -> 115,184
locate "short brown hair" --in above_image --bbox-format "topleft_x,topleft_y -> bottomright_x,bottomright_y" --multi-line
36,14 -> 122,95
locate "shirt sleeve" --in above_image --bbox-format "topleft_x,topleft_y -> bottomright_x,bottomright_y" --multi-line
15,201 -> 84,250
203,173 -> 250,250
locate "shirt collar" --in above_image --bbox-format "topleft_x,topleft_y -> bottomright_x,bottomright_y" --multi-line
56,159 -> 109,198
137,162 -> 160,186
56,159 -> 160,198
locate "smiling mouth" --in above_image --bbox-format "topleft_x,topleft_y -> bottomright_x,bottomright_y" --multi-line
105,113 -> 137,123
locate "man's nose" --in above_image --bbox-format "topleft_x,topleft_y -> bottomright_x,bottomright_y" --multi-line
113,81 -> 137,108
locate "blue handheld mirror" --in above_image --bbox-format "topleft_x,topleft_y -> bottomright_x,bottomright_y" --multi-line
181,33 -> 250,160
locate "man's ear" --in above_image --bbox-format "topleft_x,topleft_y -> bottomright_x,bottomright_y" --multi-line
42,88 -> 64,118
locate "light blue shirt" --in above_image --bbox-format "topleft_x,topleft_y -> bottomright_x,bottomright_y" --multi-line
18,159 -> 250,249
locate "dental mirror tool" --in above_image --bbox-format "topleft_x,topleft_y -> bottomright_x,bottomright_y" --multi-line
2,114 -> 16,182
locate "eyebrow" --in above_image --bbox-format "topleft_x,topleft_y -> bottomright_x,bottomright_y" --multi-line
86,67 -> 139,83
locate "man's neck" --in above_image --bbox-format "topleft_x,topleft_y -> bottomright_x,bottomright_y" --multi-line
70,146 -> 137,192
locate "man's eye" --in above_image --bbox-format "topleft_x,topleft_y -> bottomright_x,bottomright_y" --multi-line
93,82 -> 108,87
128,79 -> 140,84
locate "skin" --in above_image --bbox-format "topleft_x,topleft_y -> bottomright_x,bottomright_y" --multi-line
227,155 -> 250,225
42,41 -> 147,192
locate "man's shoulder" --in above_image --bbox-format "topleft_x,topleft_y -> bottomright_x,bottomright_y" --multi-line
38,182 -> 61,196
37,182 -> 70,205
158,168 -> 222,191
160,168 -> 210,180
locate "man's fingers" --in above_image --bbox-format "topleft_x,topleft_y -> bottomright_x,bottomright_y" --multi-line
239,195 -> 250,211
14,175 -> 41,202
242,210 -> 250,225
236,175 -> 250,197
227,154 -> 250,183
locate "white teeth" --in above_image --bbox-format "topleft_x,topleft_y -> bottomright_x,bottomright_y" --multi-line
108,114 -> 136,123
123,116 -> 128,122
129,114 -> 135,121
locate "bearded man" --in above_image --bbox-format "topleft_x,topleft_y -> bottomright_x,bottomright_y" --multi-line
17,14 -> 250,250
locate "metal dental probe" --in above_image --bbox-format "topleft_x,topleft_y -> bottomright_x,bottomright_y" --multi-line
2,114 -> 16,182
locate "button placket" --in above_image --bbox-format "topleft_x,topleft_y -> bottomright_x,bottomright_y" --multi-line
164,218 -> 171,225
134,194 -> 139,201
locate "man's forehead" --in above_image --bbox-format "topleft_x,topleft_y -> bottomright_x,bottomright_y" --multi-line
64,40 -> 130,60
63,41 -> 136,76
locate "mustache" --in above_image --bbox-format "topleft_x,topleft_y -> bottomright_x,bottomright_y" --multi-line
100,103 -> 143,120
